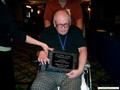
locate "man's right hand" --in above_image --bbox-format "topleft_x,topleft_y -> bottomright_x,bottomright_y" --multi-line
37,51 -> 50,65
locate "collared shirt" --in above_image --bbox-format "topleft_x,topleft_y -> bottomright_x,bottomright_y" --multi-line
44,0 -> 83,24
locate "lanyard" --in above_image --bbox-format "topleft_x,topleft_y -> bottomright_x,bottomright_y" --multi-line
58,33 -> 68,50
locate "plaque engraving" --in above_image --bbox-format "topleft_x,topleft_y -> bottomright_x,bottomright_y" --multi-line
43,50 -> 78,73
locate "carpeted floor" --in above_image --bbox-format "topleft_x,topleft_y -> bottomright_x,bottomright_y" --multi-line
12,41 -> 114,90
12,41 -> 38,90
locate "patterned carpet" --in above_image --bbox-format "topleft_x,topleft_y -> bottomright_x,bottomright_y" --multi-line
12,41 -> 114,90
12,41 -> 38,90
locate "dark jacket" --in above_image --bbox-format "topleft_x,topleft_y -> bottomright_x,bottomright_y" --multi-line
0,1 -> 26,47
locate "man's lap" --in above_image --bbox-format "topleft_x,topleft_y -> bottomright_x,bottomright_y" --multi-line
31,71 -> 81,90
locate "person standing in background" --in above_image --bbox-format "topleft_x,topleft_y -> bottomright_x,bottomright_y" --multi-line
44,0 -> 84,31
0,0 -> 53,90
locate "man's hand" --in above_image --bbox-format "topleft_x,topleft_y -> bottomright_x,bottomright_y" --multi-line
66,69 -> 83,79
37,51 -> 50,65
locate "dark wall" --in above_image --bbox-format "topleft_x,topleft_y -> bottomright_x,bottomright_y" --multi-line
88,0 -> 120,86
90,0 -> 120,32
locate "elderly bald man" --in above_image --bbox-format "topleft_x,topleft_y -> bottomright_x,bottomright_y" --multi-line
31,10 -> 87,90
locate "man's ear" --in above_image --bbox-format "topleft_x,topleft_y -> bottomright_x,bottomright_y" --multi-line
53,21 -> 56,27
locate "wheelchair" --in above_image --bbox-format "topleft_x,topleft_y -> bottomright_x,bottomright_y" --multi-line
82,63 -> 92,90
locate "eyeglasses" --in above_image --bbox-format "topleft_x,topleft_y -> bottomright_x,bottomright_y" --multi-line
56,23 -> 70,28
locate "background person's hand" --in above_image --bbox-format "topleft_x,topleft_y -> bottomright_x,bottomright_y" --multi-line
42,43 -> 53,55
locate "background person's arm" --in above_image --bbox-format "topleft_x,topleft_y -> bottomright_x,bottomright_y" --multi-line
26,35 -> 53,54
44,20 -> 51,28
76,18 -> 86,37
76,18 -> 83,30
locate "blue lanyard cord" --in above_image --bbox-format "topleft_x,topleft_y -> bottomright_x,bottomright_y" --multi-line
58,33 -> 68,50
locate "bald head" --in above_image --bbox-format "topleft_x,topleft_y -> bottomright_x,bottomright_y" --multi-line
53,10 -> 71,35
53,10 -> 71,24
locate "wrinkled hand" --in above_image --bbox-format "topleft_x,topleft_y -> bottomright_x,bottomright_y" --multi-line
66,69 -> 83,79
38,51 -> 50,65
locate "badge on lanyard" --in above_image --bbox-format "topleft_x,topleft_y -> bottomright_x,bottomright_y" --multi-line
66,8 -> 71,15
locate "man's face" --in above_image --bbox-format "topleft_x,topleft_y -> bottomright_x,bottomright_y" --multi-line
54,16 -> 70,35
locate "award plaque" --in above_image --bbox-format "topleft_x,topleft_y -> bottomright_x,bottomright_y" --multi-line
42,50 -> 78,73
